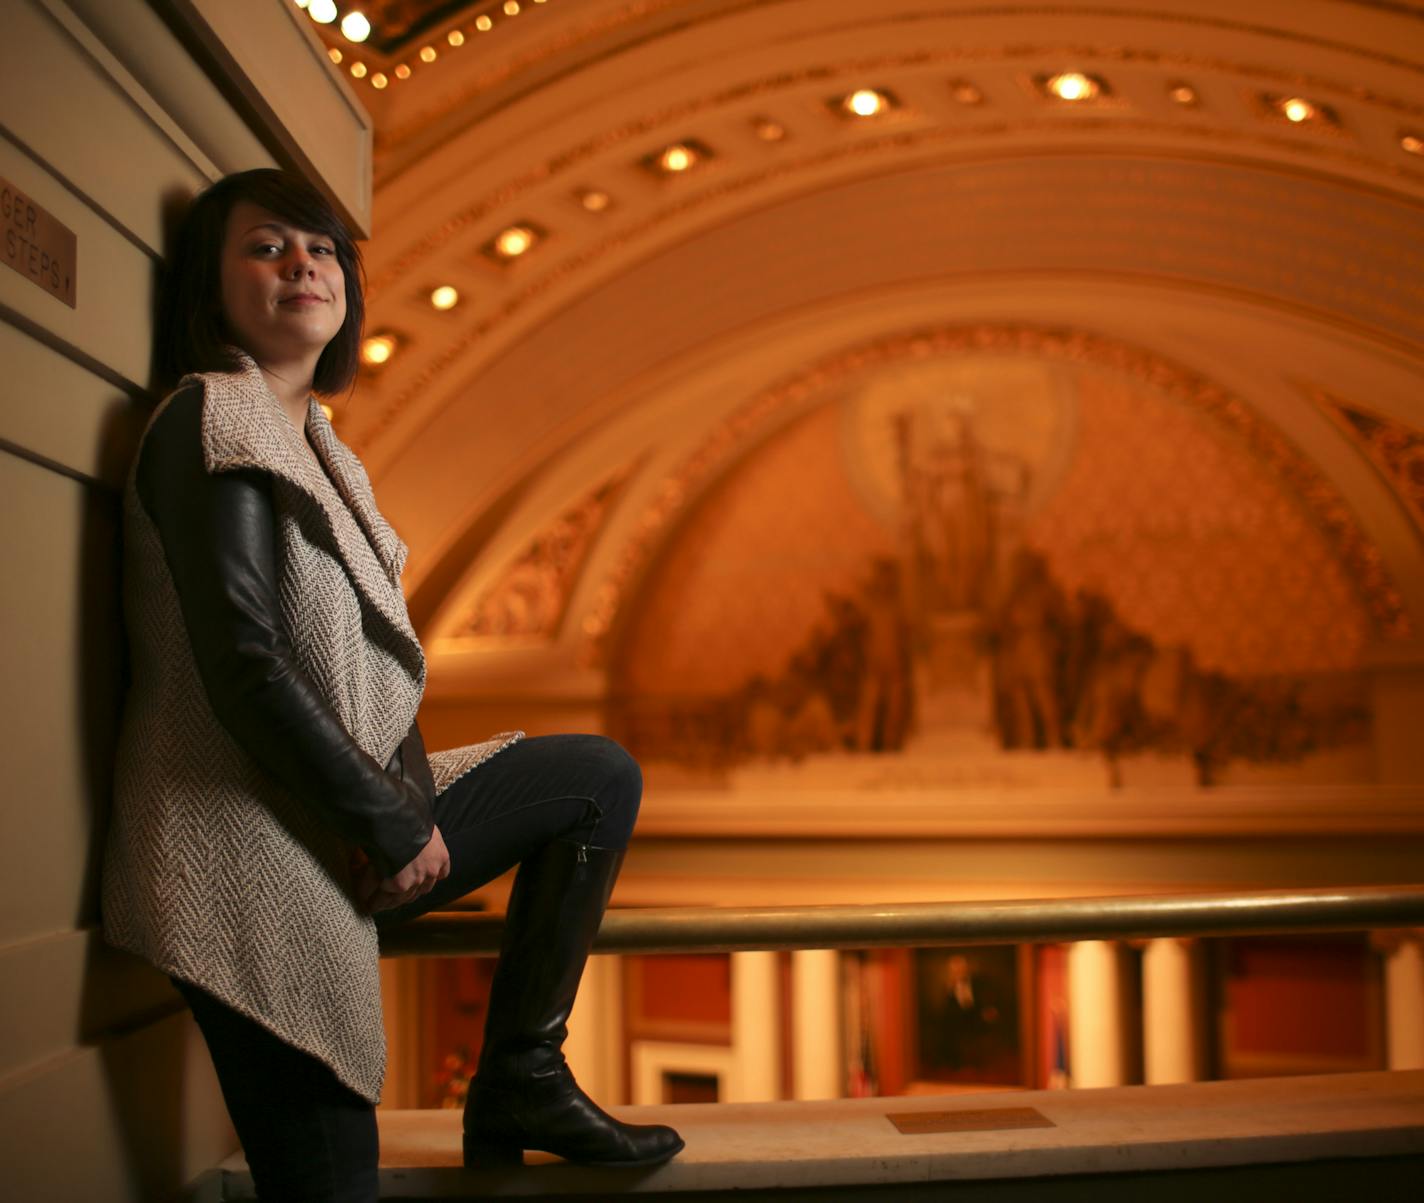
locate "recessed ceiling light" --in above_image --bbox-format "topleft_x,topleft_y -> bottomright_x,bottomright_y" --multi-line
578,188 -> 612,212
370,72 -> 388,89
361,334 -> 397,366
448,30 -> 465,46
430,285 -> 460,310
844,89 -> 888,118
482,224 -> 545,263
350,62 -> 367,79
753,117 -> 787,141
307,0 -> 337,24
1402,132 -> 1424,155
419,45 -> 437,63
949,81 -> 983,105
1168,82 -> 1199,106
1045,72 -> 1102,101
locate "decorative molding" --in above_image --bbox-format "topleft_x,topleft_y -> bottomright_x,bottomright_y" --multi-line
1309,387 -> 1424,538
578,325 -> 1412,664
453,463 -> 633,640
350,116 -> 1424,456
372,4 -> 1424,156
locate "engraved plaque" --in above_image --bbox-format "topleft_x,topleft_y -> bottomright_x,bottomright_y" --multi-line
886,1106 -> 1056,1135
1,175 -> 77,308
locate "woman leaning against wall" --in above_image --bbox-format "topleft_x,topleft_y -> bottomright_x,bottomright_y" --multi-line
100,168 -> 682,1203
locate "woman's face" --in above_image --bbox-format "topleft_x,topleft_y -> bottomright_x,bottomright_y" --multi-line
219,199 -> 347,370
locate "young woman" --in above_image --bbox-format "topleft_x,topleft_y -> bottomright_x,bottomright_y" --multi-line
101,168 -> 682,1203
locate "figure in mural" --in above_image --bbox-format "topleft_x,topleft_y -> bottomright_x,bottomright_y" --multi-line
988,550 -> 1068,748
855,559 -> 915,751
896,405 -> 995,619
1071,616 -> 1155,787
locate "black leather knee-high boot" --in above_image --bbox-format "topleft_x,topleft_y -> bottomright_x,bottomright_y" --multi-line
462,840 -> 685,1168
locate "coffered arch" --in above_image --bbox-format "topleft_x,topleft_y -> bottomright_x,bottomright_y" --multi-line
310,0 -> 1424,694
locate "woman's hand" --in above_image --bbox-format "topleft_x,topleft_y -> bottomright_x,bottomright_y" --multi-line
353,827 -> 450,913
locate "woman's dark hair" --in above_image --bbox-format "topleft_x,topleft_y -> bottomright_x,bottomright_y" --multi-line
155,168 -> 365,395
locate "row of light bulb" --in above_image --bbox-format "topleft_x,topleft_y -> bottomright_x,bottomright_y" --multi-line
296,0 -> 548,46
294,0 -> 367,41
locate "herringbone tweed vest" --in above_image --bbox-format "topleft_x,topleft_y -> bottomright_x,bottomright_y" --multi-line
102,353 -> 520,1102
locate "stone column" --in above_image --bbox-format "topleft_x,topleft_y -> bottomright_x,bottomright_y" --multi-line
1142,937 -> 1206,1084
792,949 -> 841,1100
1067,940 -> 1130,1088
565,954 -> 625,1104
730,951 -> 782,1102
1376,930 -> 1424,1070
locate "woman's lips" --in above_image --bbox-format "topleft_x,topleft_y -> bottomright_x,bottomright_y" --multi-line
280,294 -> 326,306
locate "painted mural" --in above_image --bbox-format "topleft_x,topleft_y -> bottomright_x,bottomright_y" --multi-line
611,355 -> 1373,788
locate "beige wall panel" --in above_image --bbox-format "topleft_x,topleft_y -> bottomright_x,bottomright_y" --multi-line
0,1010 -> 233,1203
0,144 -> 159,391
0,452 -> 122,946
0,928 -> 176,1084
0,323 -> 150,488
166,0 -> 373,234
61,0 -> 273,178
1,0 -> 214,254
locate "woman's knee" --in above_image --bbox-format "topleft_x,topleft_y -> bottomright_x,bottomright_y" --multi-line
582,735 -> 642,843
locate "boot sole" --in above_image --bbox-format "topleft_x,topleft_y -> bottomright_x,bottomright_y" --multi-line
463,1134 -> 686,1170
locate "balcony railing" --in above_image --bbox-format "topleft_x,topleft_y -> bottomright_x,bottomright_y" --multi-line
378,882 -> 1424,956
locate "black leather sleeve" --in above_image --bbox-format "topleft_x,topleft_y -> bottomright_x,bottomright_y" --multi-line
135,385 -> 435,878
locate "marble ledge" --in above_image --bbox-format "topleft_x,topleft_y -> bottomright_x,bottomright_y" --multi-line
220,1069 -> 1424,1197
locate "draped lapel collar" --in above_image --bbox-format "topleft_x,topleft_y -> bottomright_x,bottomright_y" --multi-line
189,353 -> 422,675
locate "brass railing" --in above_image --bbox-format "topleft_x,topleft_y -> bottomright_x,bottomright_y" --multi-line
378,882 -> 1424,957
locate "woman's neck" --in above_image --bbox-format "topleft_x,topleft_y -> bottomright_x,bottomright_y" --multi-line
256,359 -> 318,437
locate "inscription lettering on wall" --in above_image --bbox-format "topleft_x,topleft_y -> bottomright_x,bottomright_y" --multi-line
1,175 -> 77,308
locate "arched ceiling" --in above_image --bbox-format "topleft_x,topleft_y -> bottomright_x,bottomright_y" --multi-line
310,0 -> 1424,696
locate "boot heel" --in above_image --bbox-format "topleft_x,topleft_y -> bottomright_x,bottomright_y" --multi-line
463,1135 -> 524,1168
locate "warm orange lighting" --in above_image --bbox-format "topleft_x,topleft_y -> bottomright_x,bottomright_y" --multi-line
394,63 -> 411,79
659,144 -> 696,172
307,0 -> 337,23
350,62 -> 367,79
950,81 -> 983,105
419,45 -> 437,62
370,72 -> 388,89
1402,133 -> 1424,155
1169,83 -> 1198,105
578,189 -> 611,212
476,15 -> 493,31
360,334 -> 397,366
753,118 -> 787,142
448,29 -> 465,46
327,47 -> 343,64
844,89 -> 888,118
430,285 -> 460,310
494,225 -> 536,258
1047,72 -> 1100,101
1279,96 -> 1317,123
319,403 -> 334,421
504,0 -> 521,13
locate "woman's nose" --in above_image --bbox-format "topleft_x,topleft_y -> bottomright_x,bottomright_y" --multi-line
287,251 -> 316,279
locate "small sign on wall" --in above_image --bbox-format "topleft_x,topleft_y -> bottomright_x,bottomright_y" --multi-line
2,175 -> 76,308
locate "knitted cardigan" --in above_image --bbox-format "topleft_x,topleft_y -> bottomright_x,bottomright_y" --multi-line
102,353 -> 520,1102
